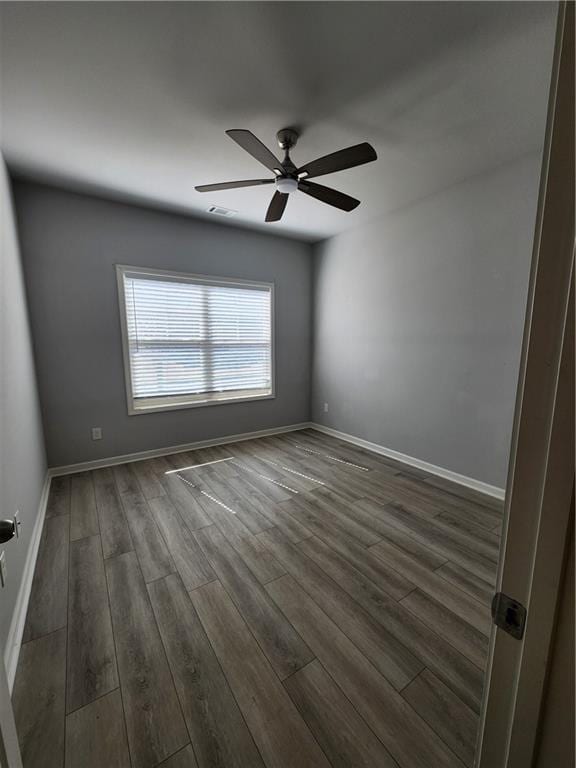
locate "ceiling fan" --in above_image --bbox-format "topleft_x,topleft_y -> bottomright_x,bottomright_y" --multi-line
195,128 -> 377,222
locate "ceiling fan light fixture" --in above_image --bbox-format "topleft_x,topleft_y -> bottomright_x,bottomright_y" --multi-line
276,177 -> 298,194
195,129 -> 377,222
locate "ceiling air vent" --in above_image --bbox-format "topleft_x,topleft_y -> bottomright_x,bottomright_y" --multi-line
207,205 -> 237,217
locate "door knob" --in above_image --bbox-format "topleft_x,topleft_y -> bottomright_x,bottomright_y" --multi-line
0,520 -> 16,544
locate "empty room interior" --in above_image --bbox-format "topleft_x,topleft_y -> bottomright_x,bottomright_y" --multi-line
0,2 -> 574,768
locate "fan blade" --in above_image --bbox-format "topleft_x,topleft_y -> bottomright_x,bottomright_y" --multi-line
195,179 -> 274,192
297,142 -> 377,179
298,180 -> 360,212
265,191 -> 289,222
226,129 -> 283,173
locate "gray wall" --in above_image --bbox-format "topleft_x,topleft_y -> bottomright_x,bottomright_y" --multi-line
311,153 -> 543,488
0,157 -> 47,656
14,181 -> 313,468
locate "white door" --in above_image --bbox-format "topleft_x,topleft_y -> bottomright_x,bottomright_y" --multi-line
477,2 -> 574,766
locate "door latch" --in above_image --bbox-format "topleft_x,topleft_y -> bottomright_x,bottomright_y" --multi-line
0,519 -> 16,544
491,592 -> 527,640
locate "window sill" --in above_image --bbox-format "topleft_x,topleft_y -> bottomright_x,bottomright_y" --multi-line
128,390 -> 275,415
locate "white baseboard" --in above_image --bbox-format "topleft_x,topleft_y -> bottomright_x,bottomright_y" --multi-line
49,422 -> 312,477
4,472 -> 52,692
309,423 -> 505,500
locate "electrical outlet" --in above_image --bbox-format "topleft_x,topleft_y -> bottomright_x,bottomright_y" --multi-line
323,402 -> 329,413
0,551 -> 6,588
91,427 -> 103,441
13,510 -> 21,538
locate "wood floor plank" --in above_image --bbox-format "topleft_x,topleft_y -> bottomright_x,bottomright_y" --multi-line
112,462 -> 141,497
231,451 -> 317,494
245,449 -> 327,493
148,573 -> 265,768
131,459 -> 167,499
327,463 -> 416,503
224,471 -> 313,543
164,450 -> 199,469
298,534 -> 484,713
314,489 -> 403,544
277,432 -> 375,476
267,575 -> 464,768
398,500 -> 500,563
121,491 -> 175,583
370,538 -> 491,635
230,459 -> 295,503
361,480 -> 445,519
70,472 -> 99,541
185,478 -> 256,540
190,580 -> 331,768
158,745 -> 199,768
106,551 -> 189,768
160,472 -> 214,529
284,431 -> 379,472
294,430 -> 406,476
259,528 -> 423,690
182,480 -> 286,583
65,689 -> 130,768
193,464 -> 274,535
285,659 -> 399,768
306,488 -> 383,546
23,514 -> 69,642
67,535 -> 118,713
354,498 -> 448,569
287,492 -> 380,548
317,463 -> 445,517
227,530 -> 287,585
213,463 -> 283,529
150,454 -> 173,474
402,470 -> 504,513
402,669 -> 478,767
271,439 -> 368,494
383,474 -> 501,531
12,629 -> 66,768
378,502 -> 500,569
259,436 -> 331,471
436,561 -> 494,605
93,467 -> 134,559
148,496 -> 216,590
394,473 -> 503,527
401,589 -> 489,669
194,525 -> 311,679
298,429 -> 398,472
309,468 -> 368,503
436,510 -> 502,545
284,498 -> 415,600
46,475 -> 71,518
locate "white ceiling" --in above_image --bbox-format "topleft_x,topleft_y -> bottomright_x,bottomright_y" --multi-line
0,2 -> 556,242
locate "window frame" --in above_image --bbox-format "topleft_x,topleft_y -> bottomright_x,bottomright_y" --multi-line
115,264 -> 276,416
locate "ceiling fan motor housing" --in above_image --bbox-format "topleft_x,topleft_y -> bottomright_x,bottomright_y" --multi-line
276,128 -> 299,151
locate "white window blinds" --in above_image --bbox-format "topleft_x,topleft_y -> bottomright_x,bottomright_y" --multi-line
118,267 -> 273,413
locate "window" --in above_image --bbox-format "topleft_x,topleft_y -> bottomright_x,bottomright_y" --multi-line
116,266 -> 274,414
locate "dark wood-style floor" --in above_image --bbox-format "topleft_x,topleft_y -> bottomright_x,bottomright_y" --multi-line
12,429 -> 503,768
